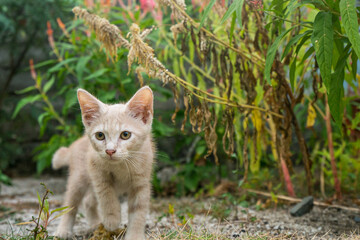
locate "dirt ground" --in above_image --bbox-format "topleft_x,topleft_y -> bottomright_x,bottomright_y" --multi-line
0,177 -> 359,239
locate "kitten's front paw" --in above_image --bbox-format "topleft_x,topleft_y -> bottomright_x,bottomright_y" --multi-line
102,215 -> 120,231
54,229 -> 73,239
124,232 -> 145,240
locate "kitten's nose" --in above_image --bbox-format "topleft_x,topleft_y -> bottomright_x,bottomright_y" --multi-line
105,149 -> 116,156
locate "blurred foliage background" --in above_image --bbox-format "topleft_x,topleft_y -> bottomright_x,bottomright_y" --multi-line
1,0 -> 360,201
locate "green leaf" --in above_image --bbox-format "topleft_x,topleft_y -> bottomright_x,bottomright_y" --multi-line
281,31 -> 312,61
236,0 -> 245,28
311,11 -> 333,87
300,46 -> 315,65
289,57 -> 297,91
50,206 -> 70,215
295,34 -> 312,55
43,76 -> 55,93
199,0 -> 216,30
37,112 -> 50,126
76,55 -> 92,81
328,45 -> 350,129
37,192 -> 42,207
84,69 -> 109,80
50,207 -> 74,221
44,199 -> 49,212
340,0 -> 360,59
220,1 -> 237,24
48,58 -> 77,73
12,95 -> 42,119
15,86 -> 36,95
33,59 -> 58,69
285,0 -> 300,17
229,12 -> 236,45
254,80 -> 264,105
351,50 -> 357,80
264,27 -> 295,84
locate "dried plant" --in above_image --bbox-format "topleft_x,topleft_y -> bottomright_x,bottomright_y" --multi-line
72,6 -> 285,164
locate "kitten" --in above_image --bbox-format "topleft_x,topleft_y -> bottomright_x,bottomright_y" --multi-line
52,86 -> 155,240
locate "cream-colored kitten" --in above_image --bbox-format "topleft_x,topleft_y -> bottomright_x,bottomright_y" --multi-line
52,86 -> 154,240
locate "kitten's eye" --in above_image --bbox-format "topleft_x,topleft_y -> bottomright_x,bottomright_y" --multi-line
120,131 -> 131,140
95,132 -> 105,140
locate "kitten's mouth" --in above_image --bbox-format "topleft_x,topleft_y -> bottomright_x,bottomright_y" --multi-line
105,155 -> 120,162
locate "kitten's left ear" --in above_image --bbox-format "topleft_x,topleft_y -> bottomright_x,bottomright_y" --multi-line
126,86 -> 153,124
77,89 -> 105,127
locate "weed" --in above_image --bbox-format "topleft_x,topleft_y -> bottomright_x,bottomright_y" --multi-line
16,183 -> 72,240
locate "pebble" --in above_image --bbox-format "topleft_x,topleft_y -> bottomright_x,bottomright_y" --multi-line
232,233 -> 240,238
290,196 -> 314,217
354,216 -> 360,223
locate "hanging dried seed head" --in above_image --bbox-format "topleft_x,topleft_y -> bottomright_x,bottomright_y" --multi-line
199,31 -> 208,55
202,103 -> 219,164
72,7 -> 129,59
157,0 -> 186,20
127,23 -> 155,74
181,92 -> 190,132
170,21 -> 187,43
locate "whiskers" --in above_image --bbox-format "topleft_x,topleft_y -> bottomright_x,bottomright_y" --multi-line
117,152 -> 147,174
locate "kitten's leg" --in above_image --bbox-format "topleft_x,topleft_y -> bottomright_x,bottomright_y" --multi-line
55,174 -> 88,238
93,179 -> 121,231
84,190 -> 100,229
125,183 -> 150,240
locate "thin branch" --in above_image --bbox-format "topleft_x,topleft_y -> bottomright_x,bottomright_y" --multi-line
247,189 -> 359,213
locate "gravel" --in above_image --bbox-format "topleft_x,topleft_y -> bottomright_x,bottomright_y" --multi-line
0,177 -> 359,239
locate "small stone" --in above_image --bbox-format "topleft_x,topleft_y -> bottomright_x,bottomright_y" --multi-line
274,225 -> 279,230
232,233 -> 240,238
290,196 -> 314,217
354,216 -> 360,223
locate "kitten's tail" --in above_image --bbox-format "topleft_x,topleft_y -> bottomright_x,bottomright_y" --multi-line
52,147 -> 70,169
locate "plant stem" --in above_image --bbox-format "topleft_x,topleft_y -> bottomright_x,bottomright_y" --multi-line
34,189 -> 49,239
280,154 -> 296,197
325,95 -> 342,199
287,98 -> 313,194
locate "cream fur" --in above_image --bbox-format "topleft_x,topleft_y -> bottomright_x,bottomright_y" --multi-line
53,86 -> 155,240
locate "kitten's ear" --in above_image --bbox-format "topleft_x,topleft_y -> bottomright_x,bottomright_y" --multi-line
126,86 -> 153,124
77,89 -> 105,127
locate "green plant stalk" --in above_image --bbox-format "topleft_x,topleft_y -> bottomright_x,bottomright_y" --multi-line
35,82 -> 65,126
34,188 -> 50,239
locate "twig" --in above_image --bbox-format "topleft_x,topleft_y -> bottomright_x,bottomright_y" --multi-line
246,189 -> 359,213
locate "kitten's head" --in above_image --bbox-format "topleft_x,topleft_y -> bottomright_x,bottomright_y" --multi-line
77,86 -> 153,162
